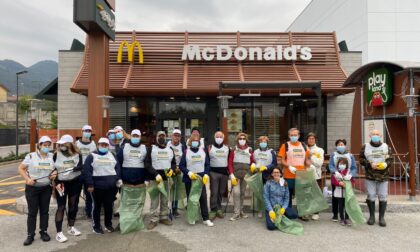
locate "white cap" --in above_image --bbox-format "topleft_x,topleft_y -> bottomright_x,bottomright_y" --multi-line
114,126 -> 123,131
98,137 -> 110,145
173,129 -> 181,135
131,129 -> 141,136
38,136 -> 52,144
57,134 -> 74,144
107,129 -> 115,134
82,125 -> 92,131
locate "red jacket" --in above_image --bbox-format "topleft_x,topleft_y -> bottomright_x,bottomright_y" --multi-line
228,145 -> 254,175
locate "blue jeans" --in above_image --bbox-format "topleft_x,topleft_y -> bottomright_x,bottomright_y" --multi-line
285,179 -> 295,208
265,208 -> 298,231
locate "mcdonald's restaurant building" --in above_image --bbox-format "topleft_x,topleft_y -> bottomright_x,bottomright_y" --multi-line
58,31 -> 362,153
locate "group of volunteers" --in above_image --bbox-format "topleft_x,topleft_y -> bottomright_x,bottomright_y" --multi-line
18,124 -> 392,245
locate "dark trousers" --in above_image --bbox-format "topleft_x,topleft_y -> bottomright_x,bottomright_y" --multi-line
185,182 -> 209,221
337,197 -> 349,220
285,179 -> 295,209
92,188 -> 115,229
83,182 -> 93,216
209,171 -> 228,212
55,178 -> 82,232
265,208 -> 298,231
332,185 -> 338,217
25,185 -> 52,235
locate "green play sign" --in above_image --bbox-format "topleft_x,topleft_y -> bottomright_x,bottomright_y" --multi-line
365,67 -> 393,107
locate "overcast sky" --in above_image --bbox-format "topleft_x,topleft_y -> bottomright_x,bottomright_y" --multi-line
0,0 -> 311,66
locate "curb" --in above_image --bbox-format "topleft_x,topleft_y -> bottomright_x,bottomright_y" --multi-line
0,159 -> 23,167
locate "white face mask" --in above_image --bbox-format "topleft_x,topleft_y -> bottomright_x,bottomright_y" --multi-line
238,139 -> 246,146
338,164 -> 346,171
215,137 -> 224,145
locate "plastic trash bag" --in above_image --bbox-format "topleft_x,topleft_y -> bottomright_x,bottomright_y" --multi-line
186,175 -> 203,224
147,180 -> 167,199
344,181 -> 366,225
273,205 -> 304,235
295,170 -> 329,216
244,172 -> 265,212
119,186 -> 146,234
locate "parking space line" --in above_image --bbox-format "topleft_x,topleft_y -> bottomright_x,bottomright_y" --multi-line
0,209 -> 17,216
0,175 -> 20,183
0,198 -> 17,205
0,180 -> 25,187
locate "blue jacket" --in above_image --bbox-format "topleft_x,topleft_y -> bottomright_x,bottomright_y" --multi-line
263,179 -> 289,211
256,148 -> 278,182
83,151 -> 121,189
179,147 -> 210,183
328,152 -> 357,177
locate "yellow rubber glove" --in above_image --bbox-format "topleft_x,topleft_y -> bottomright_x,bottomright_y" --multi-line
250,163 -> 257,173
165,169 -> 174,177
188,172 -> 197,180
259,166 -> 267,172
155,174 -> 163,183
315,153 -> 321,159
203,174 -> 209,185
230,174 -> 238,186
269,210 -> 276,222
377,162 -> 387,170
280,207 -> 285,215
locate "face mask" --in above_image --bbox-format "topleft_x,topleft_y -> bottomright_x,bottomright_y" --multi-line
238,139 -> 246,146
337,146 -> 346,153
259,142 -> 268,149
116,132 -> 123,140
191,141 -> 199,148
98,147 -> 108,154
40,146 -> 50,154
371,135 -> 381,143
290,136 -> 299,143
215,137 -> 224,145
60,146 -> 68,152
158,138 -> 166,145
338,164 -> 346,171
109,134 -> 116,140
83,132 -> 91,139
131,137 -> 140,145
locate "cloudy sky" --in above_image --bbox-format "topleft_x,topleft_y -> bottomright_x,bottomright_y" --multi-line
0,0 -> 311,66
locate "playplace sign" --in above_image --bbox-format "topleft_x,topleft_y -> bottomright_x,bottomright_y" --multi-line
181,44 -> 312,62
365,67 -> 393,107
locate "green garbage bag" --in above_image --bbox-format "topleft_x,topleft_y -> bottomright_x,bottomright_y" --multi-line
273,205 -> 304,235
295,170 -> 328,216
186,175 -> 203,224
172,173 -> 187,209
119,186 -> 146,234
244,173 -> 265,212
147,180 -> 167,200
344,181 -> 366,225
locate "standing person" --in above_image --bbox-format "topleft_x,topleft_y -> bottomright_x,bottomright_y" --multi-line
18,136 -> 57,246
306,132 -> 324,221
263,167 -> 298,231
189,127 -> 206,149
208,131 -> 230,221
107,129 -> 117,155
253,136 -> 277,183
331,158 -> 355,226
328,139 -> 357,222
84,138 -> 121,234
277,128 -> 311,220
179,134 -> 214,227
76,125 -> 96,219
53,135 -> 83,243
359,130 -> 392,227
228,132 -> 254,221
167,129 -> 186,218
145,131 -> 176,230
113,126 -> 130,154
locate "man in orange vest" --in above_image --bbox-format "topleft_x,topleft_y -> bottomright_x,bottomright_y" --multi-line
277,128 -> 311,220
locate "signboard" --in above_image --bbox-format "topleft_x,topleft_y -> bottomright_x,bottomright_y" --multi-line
227,109 -> 243,132
363,119 -> 384,143
365,67 -> 393,107
117,41 -> 144,64
74,0 -> 115,40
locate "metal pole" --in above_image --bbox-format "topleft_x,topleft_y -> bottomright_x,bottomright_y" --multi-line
408,69 -> 417,200
360,82 -> 364,144
15,74 -> 19,158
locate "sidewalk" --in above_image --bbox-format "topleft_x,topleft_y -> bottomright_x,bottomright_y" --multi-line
0,144 -> 29,158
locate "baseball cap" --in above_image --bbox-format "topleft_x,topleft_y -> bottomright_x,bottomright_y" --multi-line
114,126 -> 123,131
57,134 -> 74,144
131,129 -> 141,136
98,137 -> 110,145
38,136 -> 52,144
82,125 -> 92,131
173,129 -> 181,135
157,131 -> 166,136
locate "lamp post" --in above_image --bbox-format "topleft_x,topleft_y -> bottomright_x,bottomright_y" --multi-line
16,70 -> 28,158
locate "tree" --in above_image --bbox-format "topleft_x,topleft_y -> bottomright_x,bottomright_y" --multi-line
18,95 -> 32,113
50,113 -> 57,129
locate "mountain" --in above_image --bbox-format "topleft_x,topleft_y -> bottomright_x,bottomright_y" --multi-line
0,59 -> 58,95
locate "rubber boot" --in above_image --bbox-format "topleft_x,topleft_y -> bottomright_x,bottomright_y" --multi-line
366,200 -> 375,225
379,201 -> 387,227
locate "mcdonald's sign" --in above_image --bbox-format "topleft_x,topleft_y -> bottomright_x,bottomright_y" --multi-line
117,41 -> 144,64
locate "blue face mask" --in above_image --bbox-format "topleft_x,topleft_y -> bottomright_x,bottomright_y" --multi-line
116,132 -> 123,140
290,136 -> 299,143
40,146 -> 50,154
83,132 -> 91,139
108,134 -> 116,140
131,138 -> 140,145
337,146 -> 346,153
98,147 -> 108,154
371,135 -> 381,143
259,142 -> 268,149
191,141 -> 199,148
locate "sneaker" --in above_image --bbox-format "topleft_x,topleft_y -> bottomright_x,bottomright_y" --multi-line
23,235 -> 34,246
173,210 -> 181,218
240,212 -> 248,219
203,220 -> 214,227
104,226 -> 115,233
229,214 -> 241,221
159,219 -> 173,226
312,214 -> 320,221
331,216 -> 338,222
345,219 -> 352,226
39,231 -> 51,242
147,221 -> 157,230
68,226 -> 81,236
339,220 -> 346,226
216,210 -> 225,219
299,216 -> 309,222
55,232 -> 68,243
93,226 -> 104,234
209,211 -> 217,221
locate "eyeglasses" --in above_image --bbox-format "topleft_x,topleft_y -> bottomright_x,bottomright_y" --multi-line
239,138 -> 246,140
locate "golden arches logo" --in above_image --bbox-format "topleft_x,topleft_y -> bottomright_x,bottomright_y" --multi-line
117,41 -> 144,64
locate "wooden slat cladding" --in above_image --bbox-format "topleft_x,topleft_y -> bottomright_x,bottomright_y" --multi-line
71,31 -> 348,95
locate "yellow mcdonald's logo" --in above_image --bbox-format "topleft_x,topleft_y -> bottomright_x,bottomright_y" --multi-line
117,41 -> 144,64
